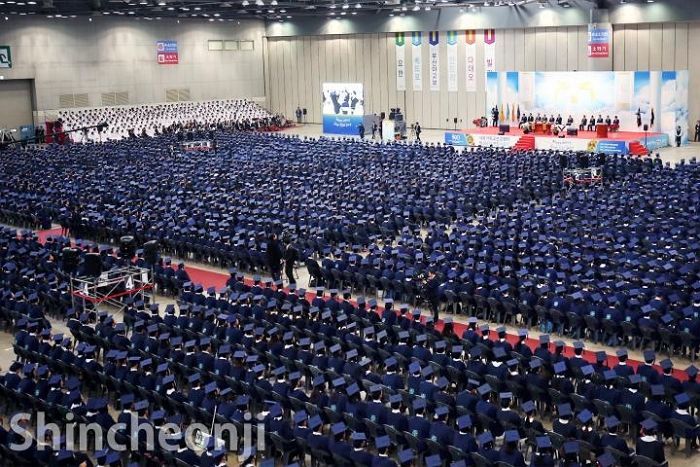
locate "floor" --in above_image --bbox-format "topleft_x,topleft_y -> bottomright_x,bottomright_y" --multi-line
279,123 -> 699,166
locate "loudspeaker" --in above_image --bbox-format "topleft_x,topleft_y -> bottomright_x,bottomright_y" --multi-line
380,112 -> 386,120
83,253 -> 102,277
119,236 -> 136,259
62,247 -> 79,274
143,240 -> 160,266
499,124 -> 510,133
643,124 -> 649,131
302,108 -> 307,115
567,128 -> 578,136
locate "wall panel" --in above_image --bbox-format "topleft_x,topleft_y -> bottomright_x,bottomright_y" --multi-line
266,21 -> 697,128
0,18 -> 265,110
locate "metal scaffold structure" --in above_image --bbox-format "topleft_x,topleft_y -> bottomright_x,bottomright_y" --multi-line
70,266 -> 154,312
563,166 -> 603,188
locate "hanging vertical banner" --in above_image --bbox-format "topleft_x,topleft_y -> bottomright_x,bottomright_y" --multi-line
411,32 -> 422,91
465,30 -> 477,93
446,31 -> 458,92
429,31 -> 440,91
395,32 -> 406,92
484,29 -> 496,72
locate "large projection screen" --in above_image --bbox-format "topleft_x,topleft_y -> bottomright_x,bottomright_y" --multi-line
322,82 -> 364,135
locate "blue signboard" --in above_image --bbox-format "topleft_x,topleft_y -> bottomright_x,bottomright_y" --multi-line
595,140 -> 627,155
444,132 -> 468,146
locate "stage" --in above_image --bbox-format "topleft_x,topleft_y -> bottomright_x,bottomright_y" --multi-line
444,126 -> 670,155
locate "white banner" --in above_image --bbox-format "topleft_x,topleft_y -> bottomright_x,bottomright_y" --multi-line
395,33 -> 406,91
484,29 -> 496,72
465,30 -> 477,93
429,32 -> 440,91
411,32 -> 422,91
447,32 -> 458,92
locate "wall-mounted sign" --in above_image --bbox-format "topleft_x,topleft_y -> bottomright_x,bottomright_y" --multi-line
0,45 -> 12,68
156,40 -> 179,64
587,24 -> 610,58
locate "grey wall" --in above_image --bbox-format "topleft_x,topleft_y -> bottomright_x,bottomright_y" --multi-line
266,22 -> 697,130
0,79 -> 33,130
0,17 -> 266,110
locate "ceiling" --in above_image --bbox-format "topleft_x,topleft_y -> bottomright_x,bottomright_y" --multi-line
0,0 -> 625,22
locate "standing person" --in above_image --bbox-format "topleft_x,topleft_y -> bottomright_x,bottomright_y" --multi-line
266,233 -> 283,282
676,125 -> 682,147
295,106 -> 302,124
283,239 -> 299,286
371,122 -> 378,139
414,122 -> 422,142
694,120 -> 700,142
358,122 -> 365,140
423,271 -> 441,322
636,108 -> 642,128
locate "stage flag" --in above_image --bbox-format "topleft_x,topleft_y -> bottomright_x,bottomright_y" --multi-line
506,104 -> 510,123
411,32 -> 423,91
447,31 -> 458,92
395,32 -> 406,91
429,31 -> 440,91
465,30 -> 476,92
517,105 -> 521,121
499,106 -> 505,123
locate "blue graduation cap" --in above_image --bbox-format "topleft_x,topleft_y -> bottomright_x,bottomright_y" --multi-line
477,431 -> 493,446
557,403 -> 572,418
375,435 -> 390,450
331,422 -> 347,436
641,418 -> 658,431
398,449 -> 414,465
504,430 -> 520,443
604,415 -> 620,430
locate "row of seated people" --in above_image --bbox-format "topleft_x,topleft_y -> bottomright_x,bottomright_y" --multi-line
307,161 -> 700,354
57,99 -> 287,143
518,115 -> 620,133
0,133 -> 654,252
6,274 -> 700,466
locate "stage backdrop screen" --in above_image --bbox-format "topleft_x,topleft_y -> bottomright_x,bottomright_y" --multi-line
486,70 -> 689,144
322,83 -> 364,135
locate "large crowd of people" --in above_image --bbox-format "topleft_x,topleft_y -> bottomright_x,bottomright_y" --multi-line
0,130 -> 698,465
0,228 -> 698,467
56,99 -> 289,143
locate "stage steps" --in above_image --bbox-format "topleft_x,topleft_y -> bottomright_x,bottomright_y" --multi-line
628,141 -> 649,156
513,134 -> 536,151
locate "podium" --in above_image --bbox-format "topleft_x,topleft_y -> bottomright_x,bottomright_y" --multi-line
596,124 -> 608,139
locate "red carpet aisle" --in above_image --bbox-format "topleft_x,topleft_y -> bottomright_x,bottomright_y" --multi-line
34,227 -> 692,382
